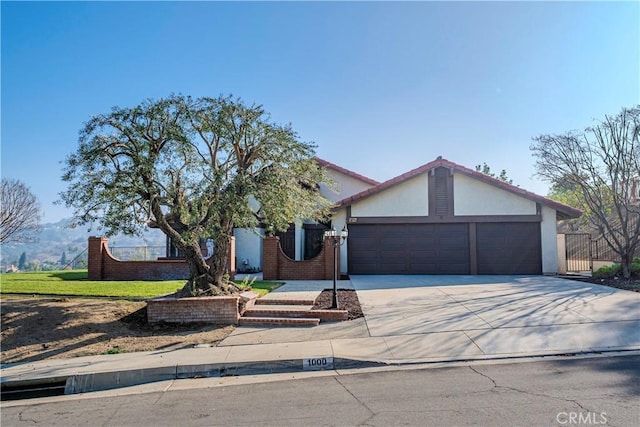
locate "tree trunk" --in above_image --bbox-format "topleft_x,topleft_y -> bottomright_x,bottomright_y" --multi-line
621,252 -> 632,279
180,241 -> 216,296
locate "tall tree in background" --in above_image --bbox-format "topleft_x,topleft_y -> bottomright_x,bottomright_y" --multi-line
475,162 -> 513,184
531,106 -> 640,278
60,95 -> 332,296
18,252 -> 26,271
0,178 -> 42,243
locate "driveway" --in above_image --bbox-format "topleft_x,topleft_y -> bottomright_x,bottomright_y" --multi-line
349,275 -> 640,357
222,275 -> 638,360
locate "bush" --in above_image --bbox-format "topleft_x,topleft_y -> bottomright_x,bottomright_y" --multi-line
593,259 -> 640,278
593,264 -> 621,279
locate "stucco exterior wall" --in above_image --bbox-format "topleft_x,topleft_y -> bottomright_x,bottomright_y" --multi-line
454,173 -> 536,215
541,205 -> 559,274
320,169 -> 376,202
234,228 -> 263,271
351,173 -> 429,217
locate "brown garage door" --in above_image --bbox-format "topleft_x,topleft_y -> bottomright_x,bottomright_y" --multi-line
348,224 -> 470,275
476,223 -> 542,274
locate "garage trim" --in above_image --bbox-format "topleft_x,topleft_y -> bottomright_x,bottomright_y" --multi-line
347,215 -> 542,224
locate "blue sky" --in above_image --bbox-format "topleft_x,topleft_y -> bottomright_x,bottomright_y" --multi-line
2,1 -> 638,223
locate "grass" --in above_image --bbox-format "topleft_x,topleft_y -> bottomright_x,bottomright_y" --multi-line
240,281 -> 282,297
0,270 -> 282,299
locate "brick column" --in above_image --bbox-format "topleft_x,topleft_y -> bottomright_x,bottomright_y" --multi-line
262,236 -> 280,280
88,236 -> 109,280
323,236 -> 340,280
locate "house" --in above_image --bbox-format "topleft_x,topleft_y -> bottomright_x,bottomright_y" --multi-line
198,158 -> 379,272
324,156 -> 582,276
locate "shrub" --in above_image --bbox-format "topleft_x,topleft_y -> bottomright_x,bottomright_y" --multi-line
593,260 -> 640,278
593,264 -> 621,279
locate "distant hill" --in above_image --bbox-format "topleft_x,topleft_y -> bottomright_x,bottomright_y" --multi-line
0,218 -> 165,270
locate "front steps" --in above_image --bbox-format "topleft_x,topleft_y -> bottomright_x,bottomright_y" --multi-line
238,297 -> 348,327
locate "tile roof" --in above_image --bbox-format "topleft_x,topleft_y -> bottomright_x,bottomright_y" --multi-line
334,156 -> 582,220
316,158 -> 380,187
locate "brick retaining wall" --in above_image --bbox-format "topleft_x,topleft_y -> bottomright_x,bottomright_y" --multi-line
146,296 -> 240,324
146,291 -> 258,324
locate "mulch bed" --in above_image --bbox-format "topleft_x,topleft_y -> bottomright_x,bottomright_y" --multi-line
312,289 -> 364,320
564,276 -> 640,293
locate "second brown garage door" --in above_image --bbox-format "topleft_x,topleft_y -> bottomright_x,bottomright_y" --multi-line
476,222 -> 542,275
348,224 -> 470,275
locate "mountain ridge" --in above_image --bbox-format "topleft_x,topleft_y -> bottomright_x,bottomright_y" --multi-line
0,218 -> 165,269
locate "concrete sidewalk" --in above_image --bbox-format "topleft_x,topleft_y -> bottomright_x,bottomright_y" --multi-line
2,277 -> 639,396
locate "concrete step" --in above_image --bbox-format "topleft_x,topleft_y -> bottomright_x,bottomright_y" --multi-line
255,298 -> 316,306
238,317 -> 320,327
243,307 -> 315,318
243,307 -> 349,322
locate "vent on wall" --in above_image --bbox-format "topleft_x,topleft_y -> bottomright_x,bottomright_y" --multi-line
434,167 -> 451,216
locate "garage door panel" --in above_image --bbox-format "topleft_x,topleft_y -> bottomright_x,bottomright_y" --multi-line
477,223 -> 541,275
348,224 -> 469,275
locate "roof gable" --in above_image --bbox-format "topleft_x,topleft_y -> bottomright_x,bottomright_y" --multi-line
316,158 -> 380,187
335,156 -> 582,220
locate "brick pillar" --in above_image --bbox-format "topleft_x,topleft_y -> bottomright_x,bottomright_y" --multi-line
262,236 -> 280,280
323,236 -> 340,280
88,236 -> 109,280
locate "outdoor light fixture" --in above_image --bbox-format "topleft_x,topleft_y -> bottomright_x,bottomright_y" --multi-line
325,225 -> 348,309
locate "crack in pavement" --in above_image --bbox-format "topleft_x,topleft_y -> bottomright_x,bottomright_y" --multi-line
18,409 -> 39,424
100,400 -> 125,427
467,366 -> 595,413
333,376 -> 376,427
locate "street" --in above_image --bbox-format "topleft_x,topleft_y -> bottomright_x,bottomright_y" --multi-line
2,354 -> 638,426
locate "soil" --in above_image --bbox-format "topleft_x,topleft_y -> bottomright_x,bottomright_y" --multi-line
0,297 -> 235,365
312,289 -> 364,320
563,276 -> 640,293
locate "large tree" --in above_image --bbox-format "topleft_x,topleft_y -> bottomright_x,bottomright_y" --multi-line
0,178 -> 42,243
531,106 -> 640,278
61,95 -> 332,296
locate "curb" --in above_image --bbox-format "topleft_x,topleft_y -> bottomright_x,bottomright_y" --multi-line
4,348 -> 640,399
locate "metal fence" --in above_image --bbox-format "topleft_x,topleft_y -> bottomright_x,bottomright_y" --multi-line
565,233 -> 592,272
564,233 -> 639,273
62,248 -> 89,270
108,246 -> 165,261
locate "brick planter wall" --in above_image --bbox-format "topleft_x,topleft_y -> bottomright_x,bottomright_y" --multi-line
262,236 -> 339,280
146,291 -> 257,325
146,296 -> 241,324
87,236 -> 235,281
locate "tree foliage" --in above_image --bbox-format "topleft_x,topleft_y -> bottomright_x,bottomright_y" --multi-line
531,105 -> 640,278
18,252 -> 26,271
474,162 -> 513,184
0,178 -> 42,243
60,95 -> 332,295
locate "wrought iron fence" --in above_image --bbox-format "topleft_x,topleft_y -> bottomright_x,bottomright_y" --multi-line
108,246 -> 165,261
62,248 -> 89,270
565,233 -> 592,272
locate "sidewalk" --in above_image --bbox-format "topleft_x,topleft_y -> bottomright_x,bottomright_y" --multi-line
2,278 -> 639,396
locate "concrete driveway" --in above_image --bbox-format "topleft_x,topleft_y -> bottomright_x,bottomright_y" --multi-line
221,275 -> 638,361
349,275 -> 640,358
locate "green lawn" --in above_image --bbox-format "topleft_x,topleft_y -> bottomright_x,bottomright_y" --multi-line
0,270 -> 281,299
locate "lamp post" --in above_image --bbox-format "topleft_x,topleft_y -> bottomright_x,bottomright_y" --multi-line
325,225 -> 348,309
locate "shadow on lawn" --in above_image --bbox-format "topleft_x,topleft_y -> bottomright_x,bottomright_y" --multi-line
49,271 -> 88,281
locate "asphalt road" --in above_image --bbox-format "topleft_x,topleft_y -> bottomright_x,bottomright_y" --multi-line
2,355 -> 638,427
